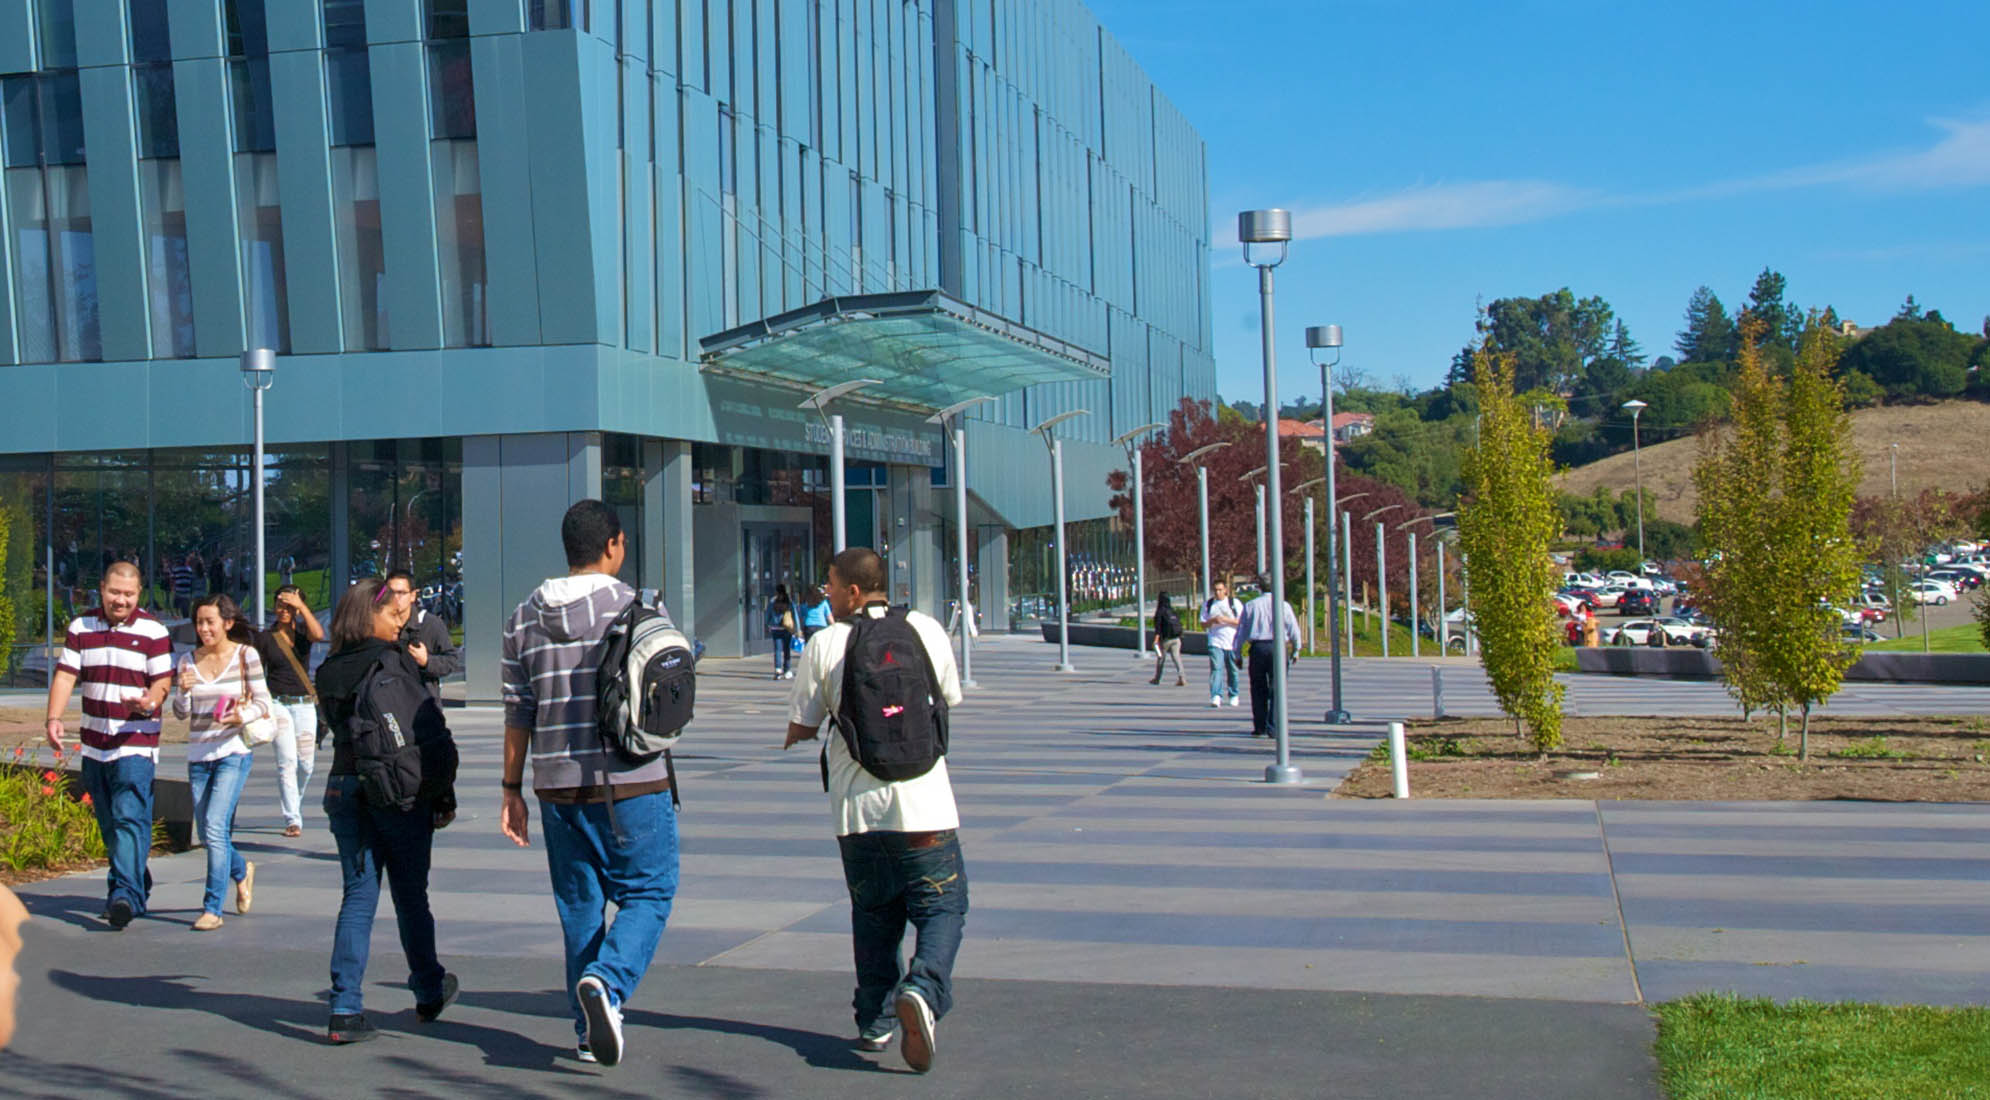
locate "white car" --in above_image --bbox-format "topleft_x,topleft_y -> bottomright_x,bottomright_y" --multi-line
1607,571 -> 1655,591
1604,619 -> 1709,647
1908,580 -> 1957,605
1564,571 -> 1607,589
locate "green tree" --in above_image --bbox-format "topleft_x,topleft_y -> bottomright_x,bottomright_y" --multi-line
1456,289 -> 1616,396
1676,286 -> 1739,365
0,498 -> 13,664
1458,340 -> 1566,752
1837,311 -> 1975,400
1744,267 -> 1801,352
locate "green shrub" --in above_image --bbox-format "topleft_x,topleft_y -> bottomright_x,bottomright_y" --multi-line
0,750 -> 107,874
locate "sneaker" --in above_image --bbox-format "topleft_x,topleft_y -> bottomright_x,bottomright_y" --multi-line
576,1042 -> 598,1064
1210,695 -> 1222,707
576,974 -> 624,1067
328,1014 -> 378,1044
191,912 -> 224,931
894,988 -> 936,1074
282,824 -> 302,838
416,973 -> 460,1022
1227,696 -> 1242,707
856,1018 -> 897,1051
106,899 -> 134,930
234,861 -> 256,915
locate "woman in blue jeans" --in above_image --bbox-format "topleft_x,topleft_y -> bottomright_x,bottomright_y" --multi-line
170,594 -> 269,931
315,577 -> 459,1044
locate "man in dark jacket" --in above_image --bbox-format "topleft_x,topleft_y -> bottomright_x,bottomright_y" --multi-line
386,571 -> 460,704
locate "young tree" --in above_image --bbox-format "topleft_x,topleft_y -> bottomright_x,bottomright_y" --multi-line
1457,341 -> 1566,752
1676,286 -> 1739,364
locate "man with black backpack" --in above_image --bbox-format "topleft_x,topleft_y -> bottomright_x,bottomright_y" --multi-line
499,500 -> 679,1069
784,547 -> 965,1075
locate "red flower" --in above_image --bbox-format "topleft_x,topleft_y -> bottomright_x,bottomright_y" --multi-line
79,793 -> 93,807
40,784 -> 55,796
9,746 -> 22,760
41,770 -> 59,784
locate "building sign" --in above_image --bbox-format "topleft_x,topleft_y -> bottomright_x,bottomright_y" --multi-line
707,377 -> 939,464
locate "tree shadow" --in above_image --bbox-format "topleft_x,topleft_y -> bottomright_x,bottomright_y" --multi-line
0,1050 -> 188,1100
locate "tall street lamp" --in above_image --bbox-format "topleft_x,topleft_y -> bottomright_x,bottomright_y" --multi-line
1112,422 -> 1166,658
1363,504 -> 1402,656
1240,465 -> 1270,580
927,395 -> 997,688
802,378 -> 882,553
1290,477 -> 1325,656
1621,399 -> 1648,563
1031,409 -> 1090,673
1239,206 -> 1300,785
1396,512 -> 1455,657
241,348 -> 275,627
1336,492 -> 1370,660
1306,324 -> 1348,722
1890,441 -> 1902,638
1179,442 -> 1231,608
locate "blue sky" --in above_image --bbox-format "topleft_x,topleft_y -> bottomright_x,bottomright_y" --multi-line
1085,0 -> 1990,407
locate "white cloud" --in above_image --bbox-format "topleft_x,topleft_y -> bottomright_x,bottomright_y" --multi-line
1699,115 -> 1990,197
1269,180 -> 1599,240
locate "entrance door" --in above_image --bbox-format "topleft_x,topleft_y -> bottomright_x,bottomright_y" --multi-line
741,523 -> 812,655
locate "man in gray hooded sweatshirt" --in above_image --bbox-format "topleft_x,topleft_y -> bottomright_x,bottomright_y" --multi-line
499,499 -> 677,1068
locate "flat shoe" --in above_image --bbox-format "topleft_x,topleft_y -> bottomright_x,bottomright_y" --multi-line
235,861 -> 256,915
282,824 -> 302,838
192,912 -> 223,931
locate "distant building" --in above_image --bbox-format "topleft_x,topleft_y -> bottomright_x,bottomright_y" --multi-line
1278,418 -> 1326,454
1330,412 -> 1375,442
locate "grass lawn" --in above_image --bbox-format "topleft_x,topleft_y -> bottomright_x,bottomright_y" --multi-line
1867,623 -> 1986,654
1299,612 -> 1422,658
1655,994 -> 1990,1100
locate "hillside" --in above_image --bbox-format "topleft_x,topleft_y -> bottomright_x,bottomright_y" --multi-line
1557,400 -> 1990,526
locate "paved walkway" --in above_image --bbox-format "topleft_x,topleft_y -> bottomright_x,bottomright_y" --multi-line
6,635 -> 1986,1096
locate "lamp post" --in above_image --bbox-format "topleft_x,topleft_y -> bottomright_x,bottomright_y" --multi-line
801,379 -> 882,554
1031,409 -> 1090,673
241,348 -> 275,627
1112,422 -> 1166,658
1363,504 -> 1402,656
927,396 -> 998,688
1306,324 -> 1348,722
1240,465 -> 1270,581
1890,442 -> 1902,639
1291,477 -> 1325,656
1334,491 -> 1370,662
1239,207 -> 1299,785
1179,442 -> 1231,608
1396,512 -> 1455,658
1622,399 -> 1648,563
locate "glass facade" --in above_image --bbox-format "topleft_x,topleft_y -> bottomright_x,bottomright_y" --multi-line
331,147 -> 387,350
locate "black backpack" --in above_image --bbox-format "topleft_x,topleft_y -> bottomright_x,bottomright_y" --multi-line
1156,602 -> 1182,639
345,655 -> 458,813
831,605 -> 948,784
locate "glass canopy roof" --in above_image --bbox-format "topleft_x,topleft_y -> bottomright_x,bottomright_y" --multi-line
697,290 -> 1109,411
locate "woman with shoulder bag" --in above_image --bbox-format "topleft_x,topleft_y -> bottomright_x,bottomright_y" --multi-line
257,584 -> 326,837
169,593 -> 272,932
1149,592 -> 1187,687
316,577 -> 459,1044
767,583 -> 796,680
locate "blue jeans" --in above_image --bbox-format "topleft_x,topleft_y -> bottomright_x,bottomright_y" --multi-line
541,791 -> 679,1039
189,753 -> 252,916
80,755 -> 155,915
838,830 -> 969,1030
1208,647 -> 1241,699
771,630 -> 794,673
323,774 -> 446,1016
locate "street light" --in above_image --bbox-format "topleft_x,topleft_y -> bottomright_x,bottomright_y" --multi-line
1290,477 -> 1325,655
1240,465 -> 1270,579
1031,409 -> 1090,673
1240,206 -> 1299,785
1622,399 -> 1648,563
927,395 -> 998,688
801,378 -> 882,553
1112,422 -> 1166,658
1336,492 -> 1370,659
1363,505 -> 1403,657
241,348 -> 275,627
1178,442 -> 1231,608
1307,323 -> 1349,723
1890,442 -> 1902,639
1396,512 -> 1456,658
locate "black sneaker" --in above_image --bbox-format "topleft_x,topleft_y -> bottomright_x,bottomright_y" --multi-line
576,1042 -> 598,1064
106,899 -> 134,930
576,975 -> 624,1067
856,1018 -> 897,1051
328,1014 -> 379,1044
416,973 -> 459,1022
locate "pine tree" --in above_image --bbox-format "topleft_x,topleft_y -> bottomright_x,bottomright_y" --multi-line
1676,286 -> 1739,364
1458,340 -> 1566,752
1745,268 -> 1800,351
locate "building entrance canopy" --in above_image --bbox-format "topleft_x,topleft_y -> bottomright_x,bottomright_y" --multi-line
697,290 -> 1108,411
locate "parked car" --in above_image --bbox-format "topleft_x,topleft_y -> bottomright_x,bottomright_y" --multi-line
1618,589 -> 1659,615
1604,619 -> 1710,647
1842,623 -> 1883,644
1907,580 -> 1957,605
1587,585 -> 1627,610
1928,569 -> 1982,591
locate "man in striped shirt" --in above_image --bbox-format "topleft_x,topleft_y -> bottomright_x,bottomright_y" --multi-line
44,562 -> 173,929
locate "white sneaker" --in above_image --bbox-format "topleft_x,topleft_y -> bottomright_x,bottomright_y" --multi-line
894,987 -> 936,1074
1227,696 -> 1241,707
1210,695 -> 1222,707
577,975 -> 624,1067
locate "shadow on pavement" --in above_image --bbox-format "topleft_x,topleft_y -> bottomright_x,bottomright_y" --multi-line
632,1008 -> 883,1074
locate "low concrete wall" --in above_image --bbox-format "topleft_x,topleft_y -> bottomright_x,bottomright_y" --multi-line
6,763 -> 198,852
1574,647 -> 1990,685
1038,622 -> 1212,657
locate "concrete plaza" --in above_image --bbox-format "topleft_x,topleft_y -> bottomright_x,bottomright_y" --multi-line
4,636 -> 1986,1098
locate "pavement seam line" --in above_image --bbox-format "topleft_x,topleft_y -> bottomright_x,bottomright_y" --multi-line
1594,799 -> 1646,1006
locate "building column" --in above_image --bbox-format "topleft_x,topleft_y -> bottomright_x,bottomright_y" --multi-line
328,442 -> 350,599
904,464 -> 941,614
979,525 -> 1009,632
656,439 -> 696,632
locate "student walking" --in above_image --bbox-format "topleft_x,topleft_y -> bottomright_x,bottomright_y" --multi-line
1148,593 -> 1186,686
1201,581 -> 1243,708
170,594 -> 269,931
256,584 -> 325,837
43,563 -> 173,929
801,585 -> 832,640
500,500 -> 678,1068
785,547 -> 967,1075
317,577 -> 460,1044
385,571 -> 461,704
767,584 -> 797,679
1231,576 -> 1302,739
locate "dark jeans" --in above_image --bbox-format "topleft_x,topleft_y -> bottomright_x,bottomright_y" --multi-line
1247,643 -> 1276,736
837,830 -> 969,1030
541,792 -> 679,1039
81,755 -> 155,915
771,629 -> 794,673
323,774 -> 446,1017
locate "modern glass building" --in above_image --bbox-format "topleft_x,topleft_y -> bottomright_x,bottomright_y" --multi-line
0,0 -> 1213,697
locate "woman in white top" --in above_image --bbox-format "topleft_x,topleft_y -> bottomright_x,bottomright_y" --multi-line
171,593 -> 273,931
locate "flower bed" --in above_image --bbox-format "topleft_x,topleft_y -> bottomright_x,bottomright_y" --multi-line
0,749 -> 105,879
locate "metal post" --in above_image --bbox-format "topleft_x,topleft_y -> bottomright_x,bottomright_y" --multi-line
252,384 -> 266,626
1256,262 -> 1298,785
1388,721 -> 1410,798
1254,483 -> 1266,579
1052,437 -> 1073,673
1630,408 -> 1646,562
1436,539 -> 1448,654
1377,521 -> 1388,659
1431,666 -> 1446,718
1133,446 -> 1147,658
1462,553 -> 1475,656
1408,531 -> 1419,658
1321,354 -> 1345,722
831,412 -> 847,554
1303,497 -> 1315,653
953,423 -> 976,687
1198,465 -> 1211,607
1342,508 -> 1354,657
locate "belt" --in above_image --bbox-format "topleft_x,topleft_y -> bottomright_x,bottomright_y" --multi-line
905,830 -> 954,849
274,694 -> 314,704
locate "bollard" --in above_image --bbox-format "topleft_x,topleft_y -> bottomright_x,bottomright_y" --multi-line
1388,721 -> 1410,799
1431,666 -> 1445,719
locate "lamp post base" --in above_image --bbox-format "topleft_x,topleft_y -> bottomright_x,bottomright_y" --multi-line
1054,663 -> 1077,673
1322,709 -> 1351,725
1264,764 -> 1304,785
961,678 -> 978,689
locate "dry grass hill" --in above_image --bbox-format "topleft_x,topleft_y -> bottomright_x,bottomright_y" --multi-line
1557,400 -> 1990,526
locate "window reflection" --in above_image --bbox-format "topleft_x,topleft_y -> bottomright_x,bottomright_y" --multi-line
431,139 -> 487,347
235,154 -> 288,352
138,160 -> 195,357
331,147 -> 388,350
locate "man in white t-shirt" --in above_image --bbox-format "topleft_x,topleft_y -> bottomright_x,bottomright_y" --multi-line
1201,580 -> 1243,708
785,547 -> 965,1075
